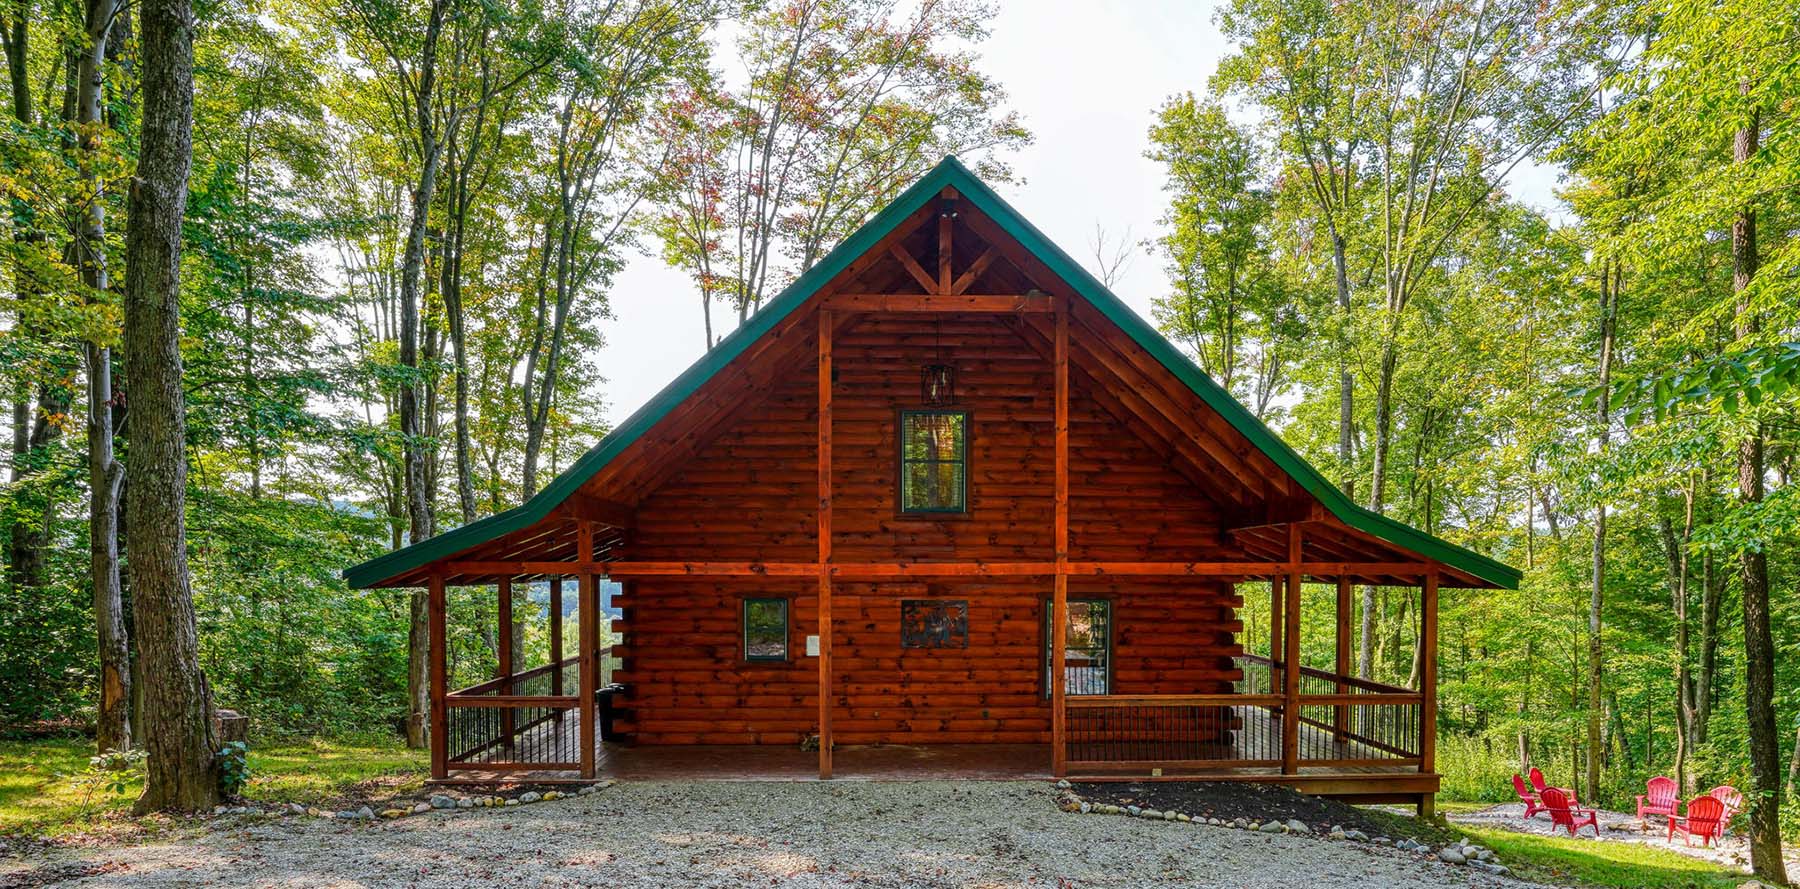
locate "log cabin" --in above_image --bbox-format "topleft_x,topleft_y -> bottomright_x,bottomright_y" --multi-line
344,157 -> 1519,813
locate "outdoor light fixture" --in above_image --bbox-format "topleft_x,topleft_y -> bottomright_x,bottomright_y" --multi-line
921,362 -> 955,406
921,316 -> 954,405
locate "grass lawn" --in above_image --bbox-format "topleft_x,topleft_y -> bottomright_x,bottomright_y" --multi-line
0,736 -> 425,838
1451,823 -> 1751,889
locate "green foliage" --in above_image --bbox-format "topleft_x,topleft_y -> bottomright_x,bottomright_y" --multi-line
64,747 -> 147,819
215,741 -> 250,797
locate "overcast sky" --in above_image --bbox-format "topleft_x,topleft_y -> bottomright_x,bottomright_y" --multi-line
593,0 -> 1566,427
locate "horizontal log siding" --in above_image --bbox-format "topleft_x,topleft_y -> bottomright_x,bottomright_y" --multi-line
615,314 -> 1245,745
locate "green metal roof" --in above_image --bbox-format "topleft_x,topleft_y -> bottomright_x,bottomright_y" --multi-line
346,156 -> 1520,590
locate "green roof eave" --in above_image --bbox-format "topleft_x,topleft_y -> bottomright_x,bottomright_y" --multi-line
345,155 -> 1520,591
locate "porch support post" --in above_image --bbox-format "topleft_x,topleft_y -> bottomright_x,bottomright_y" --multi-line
817,309 -> 834,779
578,522 -> 598,780
1268,576 -> 1283,693
428,573 -> 447,780
1420,568 -> 1440,816
1334,577 -> 1351,739
549,577 -> 564,695
1281,526 -> 1302,775
497,577 -> 515,752
1051,302 -> 1069,777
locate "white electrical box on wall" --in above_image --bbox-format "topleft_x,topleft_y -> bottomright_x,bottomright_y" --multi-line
805,635 -> 820,657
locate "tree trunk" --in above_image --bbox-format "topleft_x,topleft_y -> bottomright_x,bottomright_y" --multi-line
399,0 -> 450,750
1696,535 -> 1718,746
74,0 -> 129,755
1732,102 -> 1786,885
1587,257 -> 1616,805
1660,495 -> 1698,793
124,0 -> 215,812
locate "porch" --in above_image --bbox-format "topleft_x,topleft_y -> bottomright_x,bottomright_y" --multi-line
430,569 -> 1439,808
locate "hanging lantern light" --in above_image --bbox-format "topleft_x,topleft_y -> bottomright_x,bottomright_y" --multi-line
921,362 -> 955,405
921,316 -> 953,405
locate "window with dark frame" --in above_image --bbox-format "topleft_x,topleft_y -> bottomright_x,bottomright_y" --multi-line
1044,599 -> 1112,696
743,598 -> 789,662
899,410 -> 968,514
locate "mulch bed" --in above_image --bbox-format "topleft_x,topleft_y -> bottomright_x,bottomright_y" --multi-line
1071,781 -> 1456,845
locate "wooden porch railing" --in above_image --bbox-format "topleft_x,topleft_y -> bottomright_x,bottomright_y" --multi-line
444,656 -> 584,771
1060,656 -> 1422,774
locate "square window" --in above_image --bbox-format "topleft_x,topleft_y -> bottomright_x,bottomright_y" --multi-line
743,598 -> 789,662
899,411 -> 968,513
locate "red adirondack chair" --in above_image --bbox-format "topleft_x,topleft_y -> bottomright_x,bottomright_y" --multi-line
1707,785 -> 1743,833
1668,794 -> 1726,847
1530,766 -> 1579,806
1636,776 -> 1679,822
1512,774 -> 1546,819
1541,788 -> 1602,837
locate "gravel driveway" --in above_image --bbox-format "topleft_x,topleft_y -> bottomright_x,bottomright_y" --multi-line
9,781 -> 1546,888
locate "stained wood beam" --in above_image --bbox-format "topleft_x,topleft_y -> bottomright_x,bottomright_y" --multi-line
950,246 -> 998,295
1282,525 -> 1302,775
889,244 -> 938,294
428,574 -> 447,781
937,201 -> 954,293
1420,568 -> 1440,807
1051,301 -> 1069,778
817,308 -> 834,780
439,559 -> 1441,578
577,522 -> 597,780
822,293 -> 1054,313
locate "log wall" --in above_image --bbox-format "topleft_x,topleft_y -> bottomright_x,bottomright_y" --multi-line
611,313 -> 1245,745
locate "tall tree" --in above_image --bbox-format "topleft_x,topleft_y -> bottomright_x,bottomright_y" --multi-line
654,0 -> 1026,335
1731,96 -> 1785,886
518,0 -> 716,496
126,0 -> 217,813
1588,256 -> 1618,799
74,0 -> 130,756
1146,94 -> 1302,421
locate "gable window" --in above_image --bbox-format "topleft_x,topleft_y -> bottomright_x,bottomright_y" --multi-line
743,598 -> 789,662
1045,599 -> 1112,696
899,410 -> 968,514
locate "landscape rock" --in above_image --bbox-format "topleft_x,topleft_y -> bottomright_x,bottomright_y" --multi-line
1258,820 -> 1285,834
519,791 -> 542,803
379,809 -> 406,819
1285,819 -> 1308,833
456,798 -> 475,809
412,803 -> 431,814
1437,847 -> 1466,864
429,794 -> 455,810
504,798 -> 520,807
